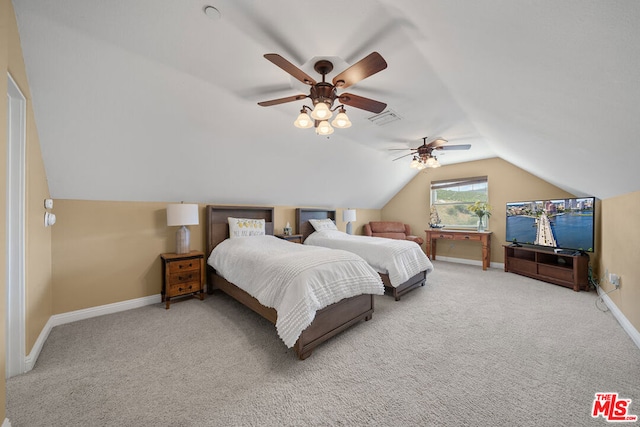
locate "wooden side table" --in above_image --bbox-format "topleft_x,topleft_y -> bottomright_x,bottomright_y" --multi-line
424,229 -> 492,270
160,251 -> 205,309
274,234 -> 304,244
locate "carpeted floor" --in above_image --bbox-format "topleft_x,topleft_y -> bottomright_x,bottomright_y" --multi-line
7,261 -> 640,426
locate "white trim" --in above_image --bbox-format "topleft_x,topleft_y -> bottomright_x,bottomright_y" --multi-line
6,73 -> 27,378
433,255 -> 504,270
25,294 -> 162,372
2,418 -> 12,427
597,287 -> 640,350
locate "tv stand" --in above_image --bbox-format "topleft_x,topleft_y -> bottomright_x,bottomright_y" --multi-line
503,246 -> 589,291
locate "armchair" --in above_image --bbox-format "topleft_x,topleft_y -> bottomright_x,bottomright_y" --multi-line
363,221 -> 424,245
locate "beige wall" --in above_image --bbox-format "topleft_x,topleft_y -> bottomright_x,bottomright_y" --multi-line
382,157 -> 579,264
599,191 -> 640,332
2,0 -> 54,421
51,201 -> 380,314
382,156 -> 640,331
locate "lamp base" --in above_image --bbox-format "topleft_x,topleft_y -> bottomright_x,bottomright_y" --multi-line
176,225 -> 190,254
346,222 -> 353,235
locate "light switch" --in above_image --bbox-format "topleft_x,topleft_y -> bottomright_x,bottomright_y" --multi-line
44,198 -> 53,209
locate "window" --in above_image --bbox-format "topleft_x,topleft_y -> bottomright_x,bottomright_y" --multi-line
430,176 -> 488,228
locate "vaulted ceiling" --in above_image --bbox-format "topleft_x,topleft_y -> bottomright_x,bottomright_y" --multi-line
13,1 -> 640,208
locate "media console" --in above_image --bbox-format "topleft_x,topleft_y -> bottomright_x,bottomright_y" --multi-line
503,245 -> 589,291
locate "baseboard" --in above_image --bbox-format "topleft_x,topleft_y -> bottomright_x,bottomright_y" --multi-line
597,287 -> 640,350
433,255 -> 504,270
25,294 -> 162,372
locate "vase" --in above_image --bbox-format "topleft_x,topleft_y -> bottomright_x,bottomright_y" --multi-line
476,215 -> 486,232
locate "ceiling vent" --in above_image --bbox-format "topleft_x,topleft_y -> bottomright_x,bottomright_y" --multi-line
367,109 -> 402,126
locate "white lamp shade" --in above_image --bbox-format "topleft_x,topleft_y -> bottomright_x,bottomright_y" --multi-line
343,209 -> 357,222
331,111 -> 352,128
167,203 -> 199,226
310,102 -> 332,120
294,111 -> 313,128
316,120 -> 334,135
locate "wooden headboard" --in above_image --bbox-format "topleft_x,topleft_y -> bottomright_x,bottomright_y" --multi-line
205,205 -> 275,258
296,208 -> 336,242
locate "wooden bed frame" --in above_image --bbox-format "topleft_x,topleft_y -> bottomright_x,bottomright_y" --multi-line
205,205 -> 375,360
296,208 -> 427,301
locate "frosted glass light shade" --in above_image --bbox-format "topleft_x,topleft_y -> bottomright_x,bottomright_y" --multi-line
310,102 -> 332,120
167,203 -> 199,226
316,120 -> 334,135
294,111 -> 313,128
331,107 -> 352,128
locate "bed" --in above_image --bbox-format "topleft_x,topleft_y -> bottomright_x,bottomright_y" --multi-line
296,208 -> 434,301
205,205 -> 384,360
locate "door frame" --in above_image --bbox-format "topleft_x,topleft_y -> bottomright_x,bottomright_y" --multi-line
6,72 -> 26,378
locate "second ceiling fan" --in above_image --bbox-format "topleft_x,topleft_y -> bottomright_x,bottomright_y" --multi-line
257,52 -> 388,135
390,137 -> 472,169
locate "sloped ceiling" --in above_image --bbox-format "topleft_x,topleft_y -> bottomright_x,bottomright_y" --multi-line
13,0 -> 640,208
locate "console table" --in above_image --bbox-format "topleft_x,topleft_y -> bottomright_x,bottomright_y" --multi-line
424,229 -> 492,270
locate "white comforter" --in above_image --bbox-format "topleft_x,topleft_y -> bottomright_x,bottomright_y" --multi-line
304,229 -> 434,287
208,235 -> 384,348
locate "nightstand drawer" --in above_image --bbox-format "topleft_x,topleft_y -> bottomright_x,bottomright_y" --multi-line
169,270 -> 200,284
168,280 -> 200,297
167,258 -> 200,273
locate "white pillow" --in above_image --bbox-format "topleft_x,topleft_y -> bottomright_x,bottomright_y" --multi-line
309,218 -> 338,231
228,217 -> 266,238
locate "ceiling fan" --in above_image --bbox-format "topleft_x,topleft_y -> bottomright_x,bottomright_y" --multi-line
257,52 -> 388,135
390,137 -> 472,169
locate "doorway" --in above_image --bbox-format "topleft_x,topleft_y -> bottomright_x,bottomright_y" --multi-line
6,73 -> 26,378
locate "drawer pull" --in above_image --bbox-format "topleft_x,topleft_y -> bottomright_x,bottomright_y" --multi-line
465,236 -> 469,239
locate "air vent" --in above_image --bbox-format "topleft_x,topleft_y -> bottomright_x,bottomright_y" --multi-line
367,109 -> 402,126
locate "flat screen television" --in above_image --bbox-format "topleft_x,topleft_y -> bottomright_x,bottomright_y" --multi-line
505,197 -> 595,252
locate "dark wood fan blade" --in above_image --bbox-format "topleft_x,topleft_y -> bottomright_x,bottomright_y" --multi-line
264,54 -> 317,85
339,93 -> 386,113
332,52 -> 388,89
258,94 -> 308,107
392,152 -> 415,161
435,144 -> 472,151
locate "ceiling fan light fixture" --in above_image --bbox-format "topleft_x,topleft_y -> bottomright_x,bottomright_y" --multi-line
410,156 -> 420,169
294,110 -> 313,128
310,101 -> 332,120
425,156 -> 440,168
316,120 -> 334,135
331,108 -> 351,128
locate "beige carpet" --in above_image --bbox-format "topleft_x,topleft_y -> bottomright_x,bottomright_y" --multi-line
7,261 -> 640,426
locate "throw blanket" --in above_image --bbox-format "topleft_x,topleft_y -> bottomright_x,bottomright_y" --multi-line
208,235 -> 384,348
304,230 -> 434,287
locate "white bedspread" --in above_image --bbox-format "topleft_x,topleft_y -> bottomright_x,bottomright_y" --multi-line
304,229 -> 434,287
208,235 -> 384,348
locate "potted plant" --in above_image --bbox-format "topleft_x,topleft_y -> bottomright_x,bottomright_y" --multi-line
468,201 -> 491,231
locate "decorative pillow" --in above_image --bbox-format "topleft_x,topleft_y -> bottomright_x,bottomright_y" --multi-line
309,218 -> 338,231
228,217 -> 266,238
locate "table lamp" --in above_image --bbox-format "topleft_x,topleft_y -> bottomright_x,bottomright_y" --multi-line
167,203 -> 199,254
343,209 -> 357,235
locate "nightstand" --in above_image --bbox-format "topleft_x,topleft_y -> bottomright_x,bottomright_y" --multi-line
160,251 -> 205,309
275,234 -> 304,244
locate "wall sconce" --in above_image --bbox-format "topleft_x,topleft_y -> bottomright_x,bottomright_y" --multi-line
167,203 -> 199,254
